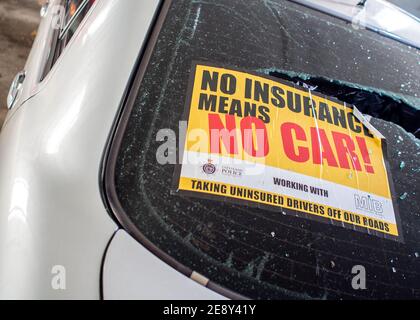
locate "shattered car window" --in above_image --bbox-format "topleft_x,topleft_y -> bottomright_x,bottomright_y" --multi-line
111,0 -> 420,299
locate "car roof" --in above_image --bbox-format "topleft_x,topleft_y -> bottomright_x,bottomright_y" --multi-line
291,0 -> 420,49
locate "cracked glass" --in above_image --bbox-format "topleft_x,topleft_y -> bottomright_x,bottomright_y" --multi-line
111,0 -> 420,299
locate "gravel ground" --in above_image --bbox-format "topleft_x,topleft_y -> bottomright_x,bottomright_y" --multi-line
0,0 -> 40,126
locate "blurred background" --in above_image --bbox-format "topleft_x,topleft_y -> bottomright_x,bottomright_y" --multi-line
0,0 -> 41,126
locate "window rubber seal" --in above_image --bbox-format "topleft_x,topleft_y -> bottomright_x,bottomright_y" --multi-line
100,0 -> 246,301
59,0 -> 90,39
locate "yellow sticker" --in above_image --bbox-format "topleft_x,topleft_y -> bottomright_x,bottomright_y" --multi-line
176,63 -> 401,240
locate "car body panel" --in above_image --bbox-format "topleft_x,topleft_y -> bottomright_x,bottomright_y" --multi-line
0,0 -> 160,299
293,0 -> 420,49
4,0 -> 62,122
103,230 -> 227,300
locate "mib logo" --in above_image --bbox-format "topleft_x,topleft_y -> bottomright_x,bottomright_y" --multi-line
354,194 -> 383,217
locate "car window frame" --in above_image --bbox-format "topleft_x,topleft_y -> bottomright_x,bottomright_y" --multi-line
40,0 -> 95,81
101,0 -> 245,300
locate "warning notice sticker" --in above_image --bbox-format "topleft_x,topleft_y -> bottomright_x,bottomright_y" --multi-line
175,63 -> 402,241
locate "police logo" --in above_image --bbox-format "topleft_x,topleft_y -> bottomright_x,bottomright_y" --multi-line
202,160 -> 216,175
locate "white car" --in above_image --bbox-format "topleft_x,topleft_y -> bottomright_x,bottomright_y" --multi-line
0,0 -> 419,300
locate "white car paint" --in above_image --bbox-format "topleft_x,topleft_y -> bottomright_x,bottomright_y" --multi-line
0,0 -> 160,299
0,0 -> 230,300
103,230 -> 226,300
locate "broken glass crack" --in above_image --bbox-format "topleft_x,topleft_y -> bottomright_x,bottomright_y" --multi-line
261,68 -> 420,138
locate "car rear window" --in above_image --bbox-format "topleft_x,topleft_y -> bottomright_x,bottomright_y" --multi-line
107,0 -> 420,299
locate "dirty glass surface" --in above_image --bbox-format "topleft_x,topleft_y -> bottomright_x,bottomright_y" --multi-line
112,0 -> 420,299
